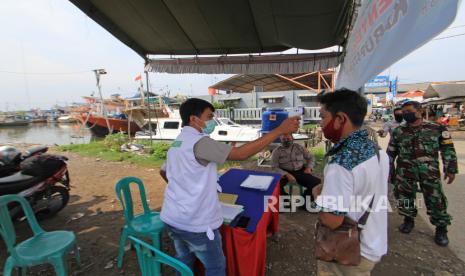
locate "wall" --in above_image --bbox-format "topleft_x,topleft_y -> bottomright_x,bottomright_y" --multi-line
194,90 -> 319,108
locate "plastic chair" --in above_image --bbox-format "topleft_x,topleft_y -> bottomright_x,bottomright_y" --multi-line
286,181 -> 306,197
0,195 -> 80,276
129,236 -> 193,276
286,182 -> 306,211
115,176 -> 164,270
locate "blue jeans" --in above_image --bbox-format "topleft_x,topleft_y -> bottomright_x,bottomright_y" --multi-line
166,224 -> 226,276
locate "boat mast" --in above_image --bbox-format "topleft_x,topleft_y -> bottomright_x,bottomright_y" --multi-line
93,69 -> 113,134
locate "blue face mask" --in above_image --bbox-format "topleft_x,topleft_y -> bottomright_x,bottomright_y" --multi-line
202,119 -> 217,134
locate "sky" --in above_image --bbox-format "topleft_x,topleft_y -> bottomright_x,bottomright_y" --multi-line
1,0 -> 465,111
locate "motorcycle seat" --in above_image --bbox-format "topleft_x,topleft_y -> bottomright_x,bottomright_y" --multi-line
0,172 -> 34,184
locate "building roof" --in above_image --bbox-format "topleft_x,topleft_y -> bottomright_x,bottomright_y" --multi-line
397,90 -> 424,98
210,71 -> 334,93
364,82 -> 432,94
423,83 -> 465,99
69,0 -> 355,57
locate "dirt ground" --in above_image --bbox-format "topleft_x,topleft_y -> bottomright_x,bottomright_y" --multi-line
1,150 -> 465,276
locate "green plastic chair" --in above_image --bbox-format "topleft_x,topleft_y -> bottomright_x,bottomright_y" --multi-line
0,195 -> 80,276
285,182 -> 306,212
115,176 -> 164,270
286,181 -> 305,197
129,236 -> 193,276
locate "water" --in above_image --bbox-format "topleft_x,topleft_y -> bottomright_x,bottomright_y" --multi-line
0,123 -> 92,145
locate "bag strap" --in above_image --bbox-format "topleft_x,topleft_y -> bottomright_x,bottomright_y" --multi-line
357,195 -> 375,226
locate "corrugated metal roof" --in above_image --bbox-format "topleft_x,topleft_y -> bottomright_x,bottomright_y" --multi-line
424,83 -> 465,99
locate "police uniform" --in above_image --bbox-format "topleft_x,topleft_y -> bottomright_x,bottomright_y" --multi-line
387,121 -> 458,227
270,143 -> 321,199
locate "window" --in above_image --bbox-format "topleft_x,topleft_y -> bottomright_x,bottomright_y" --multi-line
263,98 -> 283,104
144,123 -> 157,131
163,121 -> 180,129
300,96 -> 318,102
219,118 -> 236,126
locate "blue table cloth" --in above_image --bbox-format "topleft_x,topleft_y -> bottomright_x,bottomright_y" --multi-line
219,168 -> 281,233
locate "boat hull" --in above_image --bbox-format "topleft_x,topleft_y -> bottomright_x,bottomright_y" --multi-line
0,121 -> 30,127
82,114 -> 141,137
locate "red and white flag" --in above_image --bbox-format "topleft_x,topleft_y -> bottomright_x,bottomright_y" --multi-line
134,74 -> 142,81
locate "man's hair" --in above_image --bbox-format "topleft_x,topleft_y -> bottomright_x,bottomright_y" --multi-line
401,101 -> 422,110
318,88 -> 367,127
394,107 -> 403,113
179,98 -> 215,127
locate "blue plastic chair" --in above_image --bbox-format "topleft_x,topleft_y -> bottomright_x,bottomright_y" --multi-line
129,236 -> 193,276
0,195 -> 80,276
115,176 -> 165,271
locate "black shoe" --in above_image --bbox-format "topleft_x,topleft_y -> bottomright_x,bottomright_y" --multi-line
398,217 -> 415,234
435,226 -> 449,247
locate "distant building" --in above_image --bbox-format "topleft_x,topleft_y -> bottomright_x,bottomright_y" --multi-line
197,70 -> 335,109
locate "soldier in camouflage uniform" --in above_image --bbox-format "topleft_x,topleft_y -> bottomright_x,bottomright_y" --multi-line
387,101 -> 458,246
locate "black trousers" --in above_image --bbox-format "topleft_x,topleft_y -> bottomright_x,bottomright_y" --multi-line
280,168 -> 321,201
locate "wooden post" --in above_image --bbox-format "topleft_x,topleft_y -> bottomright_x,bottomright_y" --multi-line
332,69 -> 335,91
128,110 -> 132,140
317,71 -> 321,93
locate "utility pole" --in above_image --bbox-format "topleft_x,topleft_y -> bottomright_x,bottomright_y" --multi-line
93,69 -> 112,134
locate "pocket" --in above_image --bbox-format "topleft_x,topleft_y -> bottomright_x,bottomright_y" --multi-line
295,155 -> 304,162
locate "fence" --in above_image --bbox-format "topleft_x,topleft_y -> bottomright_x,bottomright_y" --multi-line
216,107 -> 321,124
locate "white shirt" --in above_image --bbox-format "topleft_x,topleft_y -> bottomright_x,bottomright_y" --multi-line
316,130 -> 389,262
160,127 -> 228,238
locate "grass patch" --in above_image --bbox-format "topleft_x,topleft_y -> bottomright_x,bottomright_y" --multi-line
302,124 -> 318,130
309,146 -> 326,176
57,141 -> 165,168
57,140 -> 321,174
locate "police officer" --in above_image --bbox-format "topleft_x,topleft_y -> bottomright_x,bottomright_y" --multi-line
387,101 -> 458,246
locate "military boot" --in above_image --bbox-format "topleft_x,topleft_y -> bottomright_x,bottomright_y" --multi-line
435,226 -> 449,247
398,216 -> 415,234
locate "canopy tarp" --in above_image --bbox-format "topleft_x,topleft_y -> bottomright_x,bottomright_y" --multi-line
70,0 -> 354,58
145,52 -> 341,74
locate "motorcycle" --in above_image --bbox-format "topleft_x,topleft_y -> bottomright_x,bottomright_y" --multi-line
0,146 -> 71,220
0,145 -> 48,177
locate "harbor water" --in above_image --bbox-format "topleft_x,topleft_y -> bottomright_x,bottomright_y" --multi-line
0,122 -> 92,146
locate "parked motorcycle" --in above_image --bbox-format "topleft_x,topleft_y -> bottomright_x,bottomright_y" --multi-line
0,145 -> 48,177
0,146 -> 71,220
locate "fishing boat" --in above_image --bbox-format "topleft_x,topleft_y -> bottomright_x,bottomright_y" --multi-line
31,116 -> 47,123
80,113 -> 141,137
57,115 -> 78,123
0,115 -> 31,127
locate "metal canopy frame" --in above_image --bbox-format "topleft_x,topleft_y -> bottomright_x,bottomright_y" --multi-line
210,69 -> 336,93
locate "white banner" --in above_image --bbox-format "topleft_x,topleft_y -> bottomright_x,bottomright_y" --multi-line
337,0 -> 461,90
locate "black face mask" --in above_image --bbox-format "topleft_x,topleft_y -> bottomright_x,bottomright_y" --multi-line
403,112 -> 418,124
394,114 -> 403,123
282,140 -> 292,148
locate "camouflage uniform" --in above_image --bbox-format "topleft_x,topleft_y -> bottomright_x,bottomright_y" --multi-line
387,121 -> 458,227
